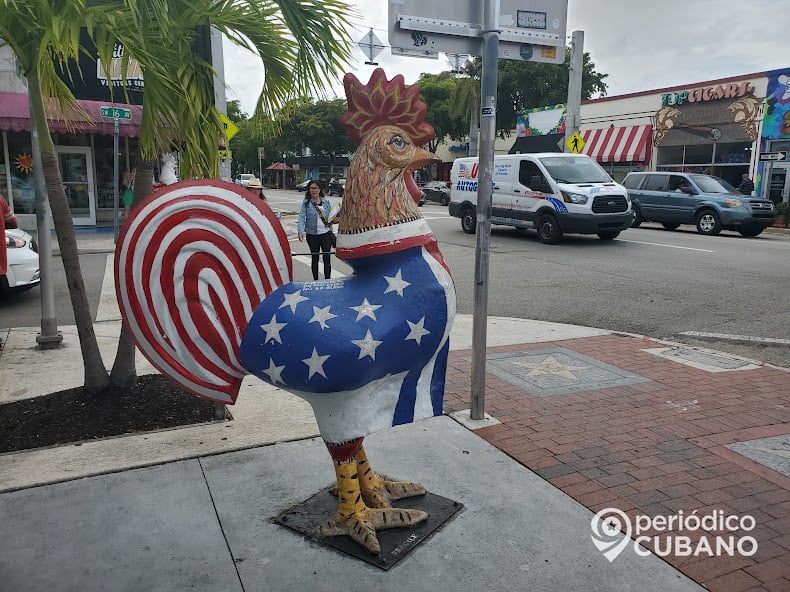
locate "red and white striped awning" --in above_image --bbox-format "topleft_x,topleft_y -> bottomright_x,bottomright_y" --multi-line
581,124 -> 653,163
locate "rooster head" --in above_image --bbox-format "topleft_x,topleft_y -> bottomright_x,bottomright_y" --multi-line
336,69 -> 439,238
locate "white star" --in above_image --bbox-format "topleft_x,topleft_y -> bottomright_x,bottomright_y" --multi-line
260,314 -> 287,344
303,347 -> 330,380
279,290 -> 309,314
383,269 -> 411,297
405,317 -> 430,345
512,355 -> 588,380
350,298 -> 382,322
351,330 -> 383,360
263,358 -> 286,385
309,305 -> 337,330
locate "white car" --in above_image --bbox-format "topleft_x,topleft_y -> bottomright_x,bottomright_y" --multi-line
235,173 -> 255,188
2,228 -> 40,292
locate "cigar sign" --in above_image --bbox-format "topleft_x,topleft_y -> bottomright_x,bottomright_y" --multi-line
661,81 -> 754,107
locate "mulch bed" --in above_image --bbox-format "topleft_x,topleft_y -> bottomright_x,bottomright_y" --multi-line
0,375 -> 221,454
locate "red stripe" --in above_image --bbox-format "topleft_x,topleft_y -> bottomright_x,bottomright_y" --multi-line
578,125 -> 654,163
616,125 -> 639,162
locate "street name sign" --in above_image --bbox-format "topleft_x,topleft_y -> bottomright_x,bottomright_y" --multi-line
388,0 -> 567,64
759,151 -> 787,162
100,106 -> 131,120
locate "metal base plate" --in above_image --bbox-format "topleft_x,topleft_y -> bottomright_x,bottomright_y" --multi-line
273,485 -> 464,570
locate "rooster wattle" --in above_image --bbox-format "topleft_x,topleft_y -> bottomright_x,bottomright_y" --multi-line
115,68 -> 455,554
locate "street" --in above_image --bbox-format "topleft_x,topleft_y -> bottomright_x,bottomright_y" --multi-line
2,191 -> 789,367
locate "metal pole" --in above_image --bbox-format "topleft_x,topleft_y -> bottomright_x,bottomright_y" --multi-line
470,0 -> 499,420
113,117 -> 119,242
29,93 -> 62,348
564,31 -> 584,152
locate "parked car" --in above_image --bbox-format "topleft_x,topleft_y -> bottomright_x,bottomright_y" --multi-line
623,171 -> 776,237
294,179 -> 313,192
2,228 -> 40,292
327,178 -> 346,197
421,180 -> 451,205
235,173 -> 255,188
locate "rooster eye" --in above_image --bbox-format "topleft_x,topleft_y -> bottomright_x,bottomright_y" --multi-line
388,135 -> 407,150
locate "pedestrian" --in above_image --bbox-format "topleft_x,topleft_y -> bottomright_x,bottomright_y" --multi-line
737,173 -> 754,195
297,180 -> 333,280
246,177 -> 267,201
121,169 -> 134,220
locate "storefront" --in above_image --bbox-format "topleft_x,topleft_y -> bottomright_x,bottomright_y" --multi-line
756,69 -> 790,204
0,92 -> 142,228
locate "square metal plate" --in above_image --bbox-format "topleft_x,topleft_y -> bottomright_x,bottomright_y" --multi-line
273,485 -> 464,570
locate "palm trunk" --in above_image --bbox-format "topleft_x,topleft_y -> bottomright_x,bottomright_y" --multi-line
27,69 -> 110,392
110,154 -> 155,387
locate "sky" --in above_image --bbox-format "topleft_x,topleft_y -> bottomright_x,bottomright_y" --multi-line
222,0 -> 790,117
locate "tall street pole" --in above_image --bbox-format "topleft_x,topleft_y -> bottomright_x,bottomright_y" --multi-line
29,93 -> 62,348
470,0 -> 499,420
564,30 -> 584,152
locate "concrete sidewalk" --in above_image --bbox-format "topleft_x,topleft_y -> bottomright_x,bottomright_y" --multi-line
1,229 -> 788,591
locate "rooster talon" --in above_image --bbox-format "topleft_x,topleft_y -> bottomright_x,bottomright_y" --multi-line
316,515 -> 382,555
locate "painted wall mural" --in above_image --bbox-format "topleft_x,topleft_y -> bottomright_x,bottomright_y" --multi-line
516,103 -> 567,137
115,68 -> 456,555
756,69 -> 790,198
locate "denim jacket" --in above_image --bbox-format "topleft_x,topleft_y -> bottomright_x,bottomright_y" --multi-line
297,197 -> 332,235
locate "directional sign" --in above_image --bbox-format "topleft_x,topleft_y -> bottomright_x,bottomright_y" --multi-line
220,113 -> 239,142
759,151 -> 787,162
100,106 -> 131,120
566,131 -> 585,154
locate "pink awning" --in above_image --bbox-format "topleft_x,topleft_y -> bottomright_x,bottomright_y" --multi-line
0,92 -> 142,137
580,124 -> 653,163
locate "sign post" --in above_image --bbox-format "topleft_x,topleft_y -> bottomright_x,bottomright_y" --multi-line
389,0 -> 568,420
258,146 -> 265,182
100,107 -> 131,242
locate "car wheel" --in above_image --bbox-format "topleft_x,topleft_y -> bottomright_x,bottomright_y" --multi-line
597,231 -> 620,240
461,207 -> 476,234
441,195 -> 449,206
631,205 -> 643,228
695,210 -> 721,235
662,222 -> 681,230
738,225 -> 763,237
536,213 -> 562,244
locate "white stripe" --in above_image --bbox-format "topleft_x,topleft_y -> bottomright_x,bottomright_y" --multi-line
617,239 -> 714,252
337,218 -> 433,250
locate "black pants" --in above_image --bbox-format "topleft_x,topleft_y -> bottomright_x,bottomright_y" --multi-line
305,232 -> 333,280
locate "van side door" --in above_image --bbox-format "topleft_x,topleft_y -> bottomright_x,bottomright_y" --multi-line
667,174 -> 698,223
510,159 -> 550,226
491,158 -> 515,223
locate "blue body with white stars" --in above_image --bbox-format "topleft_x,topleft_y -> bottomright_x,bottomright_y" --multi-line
239,244 -> 455,443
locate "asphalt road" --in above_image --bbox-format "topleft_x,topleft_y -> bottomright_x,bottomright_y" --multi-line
2,193 -> 788,367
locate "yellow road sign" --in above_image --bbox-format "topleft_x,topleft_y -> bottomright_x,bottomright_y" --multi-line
566,131 -> 585,154
220,113 -> 239,142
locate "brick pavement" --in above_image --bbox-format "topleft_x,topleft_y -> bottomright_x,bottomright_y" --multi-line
444,334 -> 790,592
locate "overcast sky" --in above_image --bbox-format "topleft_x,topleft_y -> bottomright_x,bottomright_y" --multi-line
223,0 -> 790,116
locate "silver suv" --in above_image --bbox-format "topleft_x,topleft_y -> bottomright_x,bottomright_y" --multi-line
623,172 -> 776,237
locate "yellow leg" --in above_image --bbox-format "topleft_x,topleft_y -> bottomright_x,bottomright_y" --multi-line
317,452 -> 428,555
356,445 -> 426,508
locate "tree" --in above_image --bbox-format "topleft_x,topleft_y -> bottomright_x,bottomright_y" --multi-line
416,73 -> 467,151
0,0 -> 353,392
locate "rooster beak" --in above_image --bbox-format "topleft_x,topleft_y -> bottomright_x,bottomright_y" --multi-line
409,146 -> 440,172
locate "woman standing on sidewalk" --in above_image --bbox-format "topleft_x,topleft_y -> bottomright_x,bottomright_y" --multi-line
297,181 -> 333,280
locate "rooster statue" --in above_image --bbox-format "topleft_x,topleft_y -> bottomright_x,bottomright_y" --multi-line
115,68 -> 455,555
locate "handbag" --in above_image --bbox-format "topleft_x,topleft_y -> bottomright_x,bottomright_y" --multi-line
312,201 -> 336,248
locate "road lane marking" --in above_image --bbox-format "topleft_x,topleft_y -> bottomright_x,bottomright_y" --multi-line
617,239 -> 714,252
293,255 -> 347,278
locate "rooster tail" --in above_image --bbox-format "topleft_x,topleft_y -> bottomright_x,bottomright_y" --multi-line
115,180 -> 292,404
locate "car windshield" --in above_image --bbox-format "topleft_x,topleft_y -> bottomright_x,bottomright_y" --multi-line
537,156 -> 613,184
689,175 -> 737,194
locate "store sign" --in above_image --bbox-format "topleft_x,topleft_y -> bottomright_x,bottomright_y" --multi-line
661,81 -> 753,107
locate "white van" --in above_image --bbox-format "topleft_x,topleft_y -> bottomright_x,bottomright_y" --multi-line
449,153 -> 633,244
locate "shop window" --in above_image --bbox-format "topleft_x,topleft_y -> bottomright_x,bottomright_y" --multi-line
5,131 -> 36,215
683,144 -> 713,164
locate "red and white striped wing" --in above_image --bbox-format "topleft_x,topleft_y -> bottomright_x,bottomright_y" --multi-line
115,179 -> 292,404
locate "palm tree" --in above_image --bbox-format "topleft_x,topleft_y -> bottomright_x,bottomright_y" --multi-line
0,0 -> 354,392
1,0 -> 111,390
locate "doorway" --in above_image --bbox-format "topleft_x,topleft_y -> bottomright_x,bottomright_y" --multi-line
56,145 -> 96,225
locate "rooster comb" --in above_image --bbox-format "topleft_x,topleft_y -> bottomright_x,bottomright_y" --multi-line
340,68 -> 434,146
